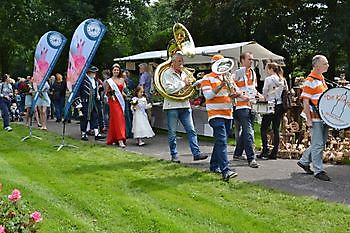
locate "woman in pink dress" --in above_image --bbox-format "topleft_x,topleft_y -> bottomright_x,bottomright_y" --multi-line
106,63 -> 126,147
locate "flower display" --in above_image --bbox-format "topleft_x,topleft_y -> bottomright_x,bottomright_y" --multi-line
17,82 -> 31,95
130,97 -> 138,106
107,90 -> 116,101
30,211 -> 42,223
0,186 -> 42,233
7,189 -> 21,202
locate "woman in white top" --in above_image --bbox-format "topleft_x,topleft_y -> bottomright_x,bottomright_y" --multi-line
36,81 -> 51,130
259,63 -> 288,159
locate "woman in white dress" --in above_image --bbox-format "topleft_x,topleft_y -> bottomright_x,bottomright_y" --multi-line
131,86 -> 155,146
36,81 -> 51,130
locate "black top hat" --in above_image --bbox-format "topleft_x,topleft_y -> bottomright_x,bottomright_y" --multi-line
87,65 -> 99,73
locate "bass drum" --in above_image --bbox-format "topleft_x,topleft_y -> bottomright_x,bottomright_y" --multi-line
318,87 -> 350,129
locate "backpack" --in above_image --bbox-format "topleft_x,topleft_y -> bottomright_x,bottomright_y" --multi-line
281,88 -> 292,113
271,77 -> 292,113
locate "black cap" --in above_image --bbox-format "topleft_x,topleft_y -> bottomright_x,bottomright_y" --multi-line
87,65 -> 99,73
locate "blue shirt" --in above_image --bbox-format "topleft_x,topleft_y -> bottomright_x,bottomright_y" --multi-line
139,72 -> 152,97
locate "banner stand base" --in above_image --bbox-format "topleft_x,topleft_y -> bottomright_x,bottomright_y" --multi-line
54,141 -> 79,152
21,135 -> 42,141
55,122 -> 78,152
21,125 -> 42,142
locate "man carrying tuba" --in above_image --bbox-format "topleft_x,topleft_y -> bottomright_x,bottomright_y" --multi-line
162,52 -> 208,163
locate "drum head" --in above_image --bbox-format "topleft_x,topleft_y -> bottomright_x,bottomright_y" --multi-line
318,87 -> 350,129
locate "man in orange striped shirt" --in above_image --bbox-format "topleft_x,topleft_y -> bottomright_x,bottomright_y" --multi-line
201,54 -> 238,181
297,55 -> 330,181
233,52 -> 263,168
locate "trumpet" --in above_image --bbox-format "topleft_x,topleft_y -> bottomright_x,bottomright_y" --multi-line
211,58 -> 237,96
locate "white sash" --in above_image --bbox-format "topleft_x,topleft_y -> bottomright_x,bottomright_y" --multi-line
107,78 -> 125,113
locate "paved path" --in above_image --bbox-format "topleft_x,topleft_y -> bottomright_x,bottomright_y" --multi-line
39,119 -> 350,205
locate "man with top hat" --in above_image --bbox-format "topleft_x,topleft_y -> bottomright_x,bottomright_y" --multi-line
78,65 -> 105,141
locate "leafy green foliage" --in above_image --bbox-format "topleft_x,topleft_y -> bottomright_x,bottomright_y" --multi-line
2,0 -> 350,80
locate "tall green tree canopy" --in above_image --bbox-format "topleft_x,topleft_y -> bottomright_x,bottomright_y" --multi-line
1,0 -> 350,79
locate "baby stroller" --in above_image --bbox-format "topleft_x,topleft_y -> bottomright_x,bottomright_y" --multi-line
10,103 -> 22,122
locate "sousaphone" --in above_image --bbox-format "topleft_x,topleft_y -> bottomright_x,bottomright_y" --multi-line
154,23 -> 196,100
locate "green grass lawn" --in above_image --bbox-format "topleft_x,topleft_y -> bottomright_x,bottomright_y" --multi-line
0,124 -> 349,233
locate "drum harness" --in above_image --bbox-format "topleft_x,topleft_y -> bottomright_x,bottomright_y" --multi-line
307,75 -> 340,124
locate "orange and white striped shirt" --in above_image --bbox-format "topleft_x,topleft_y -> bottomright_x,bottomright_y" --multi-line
201,72 -> 233,121
234,67 -> 257,109
300,71 -> 328,121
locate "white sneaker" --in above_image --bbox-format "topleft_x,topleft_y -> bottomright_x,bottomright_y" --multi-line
118,140 -> 126,148
4,126 -> 12,132
248,159 -> 259,168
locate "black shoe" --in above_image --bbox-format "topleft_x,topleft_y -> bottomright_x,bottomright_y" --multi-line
222,170 -> 238,181
95,135 -> 106,140
81,135 -> 88,141
315,171 -> 331,181
233,155 -> 245,160
210,167 -> 222,174
67,120 -> 71,123
297,161 -> 314,175
268,154 -> 277,160
194,154 -> 208,161
171,158 -> 180,163
87,130 -> 94,136
257,151 -> 269,160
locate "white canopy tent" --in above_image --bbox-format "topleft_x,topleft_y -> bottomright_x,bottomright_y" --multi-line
114,41 -> 284,65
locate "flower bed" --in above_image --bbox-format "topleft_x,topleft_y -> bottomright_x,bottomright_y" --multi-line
0,184 -> 42,233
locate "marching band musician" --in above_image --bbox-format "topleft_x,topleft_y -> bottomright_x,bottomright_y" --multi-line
297,55 -> 330,181
233,51 -> 264,168
162,52 -> 208,163
201,54 -> 239,181
259,63 -> 287,160
78,66 -> 106,141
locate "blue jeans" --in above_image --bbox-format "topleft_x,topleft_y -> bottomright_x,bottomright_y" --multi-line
233,108 -> 255,162
0,98 -> 10,128
299,121 -> 328,175
53,98 -> 64,120
166,108 -> 201,159
209,118 -> 232,173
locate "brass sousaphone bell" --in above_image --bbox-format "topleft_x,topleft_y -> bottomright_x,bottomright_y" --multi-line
211,58 -> 236,94
154,23 -> 197,100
